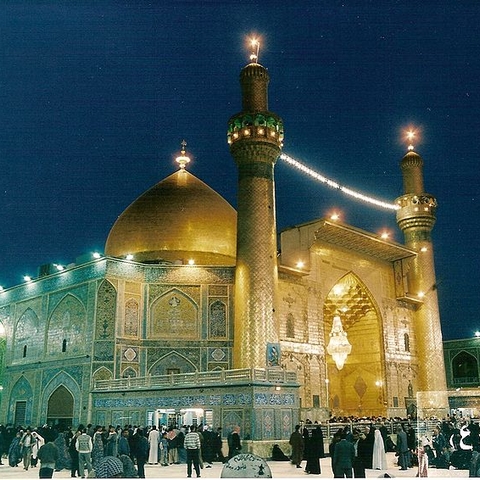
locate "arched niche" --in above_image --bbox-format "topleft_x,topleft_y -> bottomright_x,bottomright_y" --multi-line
40,371 -> 81,427
452,351 -> 478,381
95,280 -> 117,340
149,351 -> 196,376
9,376 -> 34,425
47,385 -> 74,428
150,289 -> 198,339
13,308 -> 41,362
323,272 -> 385,416
47,294 -> 86,357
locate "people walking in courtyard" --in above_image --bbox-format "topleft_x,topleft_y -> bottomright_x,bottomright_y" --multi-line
289,424 -> 304,469
305,426 -> 323,474
396,425 -> 410,470
159,432 -> 169,466
104,425 -> 118,457
91,425 -> 104,469
75,428 -> 93,479
167,427 -> 179,464
8,431 -> 22,467
31,430 -> 45,468
37,440 -> 59,478
20,427 -> 35,470
227,425 -> 242,459
118,429 -> 131,457
184,425 -> 201,478
332,432 -> 355,478
372,428 -> 387,470
147,425 -> 159,464
69,429 -> 81,478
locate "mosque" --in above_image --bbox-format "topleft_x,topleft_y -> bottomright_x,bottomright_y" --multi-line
0,49 -> 449,453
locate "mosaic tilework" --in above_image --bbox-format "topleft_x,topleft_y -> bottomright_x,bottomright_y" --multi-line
47,294 -> 86,357
94,392 -> 253,409
150,289 -> 198,339
95,280 -> 117,340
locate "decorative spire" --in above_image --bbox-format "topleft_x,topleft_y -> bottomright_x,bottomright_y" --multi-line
175,139 -> 190,169
406,129 -> 416,151
249,37 -> 260,64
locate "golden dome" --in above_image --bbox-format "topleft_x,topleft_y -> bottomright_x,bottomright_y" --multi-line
105,169 -> 237,265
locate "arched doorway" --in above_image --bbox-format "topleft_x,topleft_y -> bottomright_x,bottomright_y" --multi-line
47,385 -> 74,428
324,273 -> 385,417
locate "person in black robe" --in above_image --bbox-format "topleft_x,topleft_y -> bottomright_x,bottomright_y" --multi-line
305,426 -> 324,474
352,428 -> 366,478
362,425 -> 375,469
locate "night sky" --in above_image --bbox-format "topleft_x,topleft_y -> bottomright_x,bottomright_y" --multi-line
1,2 -> 479,341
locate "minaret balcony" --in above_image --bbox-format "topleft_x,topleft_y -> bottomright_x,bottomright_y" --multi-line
395,193 -> 437,228
227,112 -> 284,147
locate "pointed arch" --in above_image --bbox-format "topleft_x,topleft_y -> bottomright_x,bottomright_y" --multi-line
452,351 -> 478,380
9,376 -> 34,425
150,288 -> 198,339
47,294 -> 86,357
323,272 -> 385,417
96,280 -> 117,340
13,307 -> 41,362
149,351 -> 197,376
122,366 -> 137,378
40,371 -> 81,427
92,366 -> 113,385
47,385 -> 74,427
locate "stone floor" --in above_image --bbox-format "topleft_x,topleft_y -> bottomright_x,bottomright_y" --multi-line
0,452 -> 468,479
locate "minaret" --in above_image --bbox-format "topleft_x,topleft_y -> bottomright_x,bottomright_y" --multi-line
395,136 -> 448,411
227,40 -> 284,369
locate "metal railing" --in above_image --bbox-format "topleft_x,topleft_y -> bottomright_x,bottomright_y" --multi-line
94,368 -> 297,391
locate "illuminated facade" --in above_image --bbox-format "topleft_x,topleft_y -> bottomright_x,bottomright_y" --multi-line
0,53 -> 449,452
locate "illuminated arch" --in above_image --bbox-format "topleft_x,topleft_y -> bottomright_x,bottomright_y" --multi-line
323,272 -> 385,417
150,289 -> 198,339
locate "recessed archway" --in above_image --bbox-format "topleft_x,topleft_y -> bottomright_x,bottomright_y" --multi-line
47,385 -> 74,428
324,273 -> 385,417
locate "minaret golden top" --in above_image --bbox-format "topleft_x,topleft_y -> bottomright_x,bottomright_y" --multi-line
249,37 -> 260,64
175,140 -> 190,169
405,128 -> 418,151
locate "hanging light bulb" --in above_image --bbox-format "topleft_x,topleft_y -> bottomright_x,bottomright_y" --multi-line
326,315 -> 352,370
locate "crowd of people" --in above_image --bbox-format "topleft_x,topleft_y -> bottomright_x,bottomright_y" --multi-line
0,422 -> 237,479
2,415 -> 480,478
285,415 -> 480,477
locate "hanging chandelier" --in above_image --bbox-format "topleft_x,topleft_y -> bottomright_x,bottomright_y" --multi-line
327,315 -> 352,370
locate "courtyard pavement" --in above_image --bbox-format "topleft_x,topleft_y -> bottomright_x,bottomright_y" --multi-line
0,452 -> 468,479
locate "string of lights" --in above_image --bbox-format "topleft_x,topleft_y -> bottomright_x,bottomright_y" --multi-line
279,152 -> 400,211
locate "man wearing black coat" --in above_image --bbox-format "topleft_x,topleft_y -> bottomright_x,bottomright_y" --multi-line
332,433 -> 355,478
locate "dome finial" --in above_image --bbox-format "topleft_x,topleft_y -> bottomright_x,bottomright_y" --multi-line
175,139 -> 190,169
405,128 -> 417,151
248,36 -> 260,64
